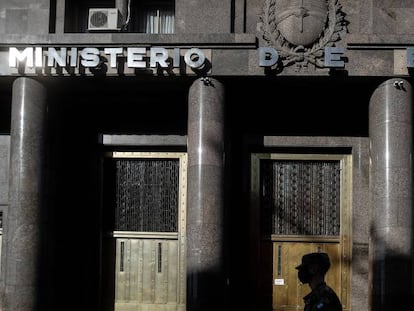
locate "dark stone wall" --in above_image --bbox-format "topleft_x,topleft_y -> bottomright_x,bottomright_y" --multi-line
0,0 -> 50,35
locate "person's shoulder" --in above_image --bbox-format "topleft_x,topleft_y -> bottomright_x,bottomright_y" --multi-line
320,284 -> 339,296
315,283 -> 337,295
315,284 -> 342,310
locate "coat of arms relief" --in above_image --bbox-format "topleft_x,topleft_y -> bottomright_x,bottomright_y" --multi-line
259,0 -> 347,72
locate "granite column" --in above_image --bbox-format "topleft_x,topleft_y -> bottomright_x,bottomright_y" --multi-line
3,78 -> 47,311
369,78 -> 414,310
187,77 -> 226,311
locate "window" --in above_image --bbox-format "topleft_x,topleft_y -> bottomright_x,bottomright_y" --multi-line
131,0 -> 175,34
62,0 -> 174,33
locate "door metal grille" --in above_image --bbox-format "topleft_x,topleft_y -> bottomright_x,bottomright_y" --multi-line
115,159 -> 179,232
261,160 -> 341,236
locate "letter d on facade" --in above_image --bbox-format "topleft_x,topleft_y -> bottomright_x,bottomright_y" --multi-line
259,47 -> 279,67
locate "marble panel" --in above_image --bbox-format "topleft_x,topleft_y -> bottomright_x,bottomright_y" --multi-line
374,0 -> 414,8
373,7 -> 397,34
27,8 -> 49,35
351,242 -> 369,311
369,122 -> 412,169
395,8 -> 414,34
187,120 -> 224,167
187,222 -> 224,269
234,0 -> 245,33
212,50 -> 249,76
5,8 -> 28,34
175,0 -> 231,34
371,226 -> 412,256
187,165 -> 224,226
346,50 -> 394,76
102,134 -> 187,146
371,167 -> 412,198
3,285 -> 37,311
0,136 -> 10,205
371,196 -> 412,229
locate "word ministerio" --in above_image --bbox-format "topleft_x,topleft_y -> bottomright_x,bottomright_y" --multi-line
8,47 -> 207,70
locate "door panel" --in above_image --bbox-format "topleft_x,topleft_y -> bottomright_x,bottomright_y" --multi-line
272,242 -> 341,311
115,238 -> 182,311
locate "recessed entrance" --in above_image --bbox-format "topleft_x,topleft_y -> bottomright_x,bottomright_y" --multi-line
102,152 -> 187,311
250,153 -> 352,311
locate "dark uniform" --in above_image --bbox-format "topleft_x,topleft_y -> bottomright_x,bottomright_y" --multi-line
303,282 -> 343,311
296,253 -> 343,311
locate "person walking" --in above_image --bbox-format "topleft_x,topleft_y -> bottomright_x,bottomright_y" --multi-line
296,252 -> 343,311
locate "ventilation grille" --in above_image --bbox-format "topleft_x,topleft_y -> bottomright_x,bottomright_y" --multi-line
88,8 -> 121,31
90,11 -> 108,28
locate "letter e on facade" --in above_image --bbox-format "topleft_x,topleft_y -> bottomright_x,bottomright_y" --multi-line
324,47 -> 345,68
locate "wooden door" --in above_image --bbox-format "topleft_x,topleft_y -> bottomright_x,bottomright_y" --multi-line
103,152 -> 187,311
250,153 -> 352,311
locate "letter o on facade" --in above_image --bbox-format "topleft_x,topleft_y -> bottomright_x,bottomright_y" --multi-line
184,48 -> 206,69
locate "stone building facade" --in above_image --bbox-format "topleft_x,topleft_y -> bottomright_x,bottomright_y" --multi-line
0,1 -> 413,311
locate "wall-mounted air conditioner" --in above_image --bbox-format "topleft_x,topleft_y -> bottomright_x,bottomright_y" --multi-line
88,8 -> 122,31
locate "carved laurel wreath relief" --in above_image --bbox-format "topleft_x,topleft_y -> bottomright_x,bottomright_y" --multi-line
259,0 -> 347,70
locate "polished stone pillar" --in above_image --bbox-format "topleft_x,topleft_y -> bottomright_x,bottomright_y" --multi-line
187,78 -> 226,311
3,78 -> 47,311
369,78 -> 414,310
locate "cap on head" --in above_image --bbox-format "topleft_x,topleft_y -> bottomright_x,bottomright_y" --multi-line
295,252 -> 331,273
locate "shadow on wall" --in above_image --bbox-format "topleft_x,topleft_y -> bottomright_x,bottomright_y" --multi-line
370,226 -> 414,310
186,268 -> 229,311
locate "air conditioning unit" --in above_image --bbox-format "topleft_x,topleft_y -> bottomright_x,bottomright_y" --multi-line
88,8 -> 122,31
